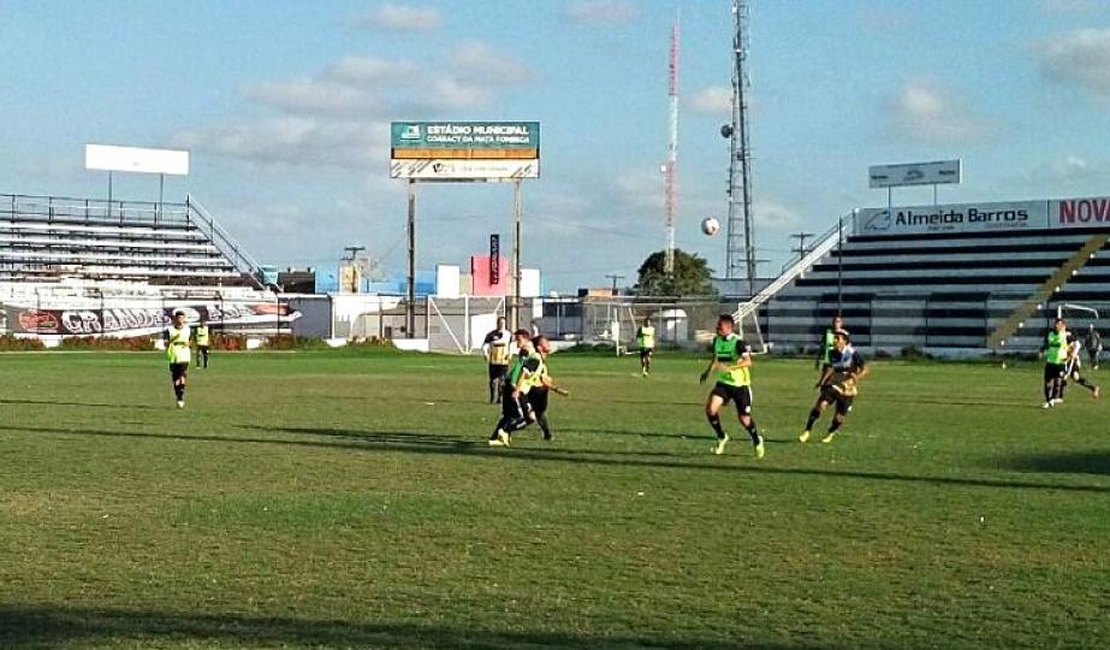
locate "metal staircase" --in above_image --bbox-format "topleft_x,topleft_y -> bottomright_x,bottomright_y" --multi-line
734,212 -> 850,320
987,232 -> 1110,349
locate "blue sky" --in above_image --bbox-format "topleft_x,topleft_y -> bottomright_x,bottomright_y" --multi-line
3,0 -> 1110,290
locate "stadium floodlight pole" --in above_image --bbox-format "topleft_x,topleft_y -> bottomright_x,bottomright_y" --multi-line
406,180 -> 417,338
512,179 -> 523,331
837,215 -> 844,315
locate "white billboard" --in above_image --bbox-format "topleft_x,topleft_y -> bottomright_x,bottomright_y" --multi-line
856,200 -> 1050,236
85,144 -> 190,176
390,158 -> 539,181
869,160 -> 961,189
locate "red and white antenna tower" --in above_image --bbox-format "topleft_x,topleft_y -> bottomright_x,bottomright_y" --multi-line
664,12 -> 680,276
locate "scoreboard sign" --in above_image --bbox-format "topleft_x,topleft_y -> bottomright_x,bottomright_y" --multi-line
390,121 -> 540,181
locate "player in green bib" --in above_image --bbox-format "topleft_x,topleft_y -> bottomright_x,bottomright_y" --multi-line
816,315 -> 844,374
1042,318 -> 1070,408
636,318 -> 656,376
488,330 -> 542,447
163,310 -> 192,409
699,314 -> 764,458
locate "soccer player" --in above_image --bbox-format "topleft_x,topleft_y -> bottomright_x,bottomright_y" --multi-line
1064,335 -> 1100,400
816,315 -> 845,373
193,314 -> 211,369
488,329 -> 542,447
699,314 -> 764,458
1085,324 -> 1102,370
1042,318 -> 1069,408
527,334 -> 569,441
481,316 -> 512,403
635,317 -> 656,376
163,309 -> 192,409
800,330 -> 868,444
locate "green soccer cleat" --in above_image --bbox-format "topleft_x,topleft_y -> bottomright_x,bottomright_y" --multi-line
821,432 -> 837,444
798,430 -> 810,443
713,434 -> 730,455
754,435 -> 765,459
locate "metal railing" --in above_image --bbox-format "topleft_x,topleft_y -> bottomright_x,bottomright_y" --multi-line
736,211 -> 851,320
185,196 -> 266,289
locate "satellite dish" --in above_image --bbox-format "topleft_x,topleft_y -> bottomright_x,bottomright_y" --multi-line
720,124 -> 733,139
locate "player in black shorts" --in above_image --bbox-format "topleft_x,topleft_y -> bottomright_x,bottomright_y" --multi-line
482,317 -> 512,403
800,330 -> 868,444
527,334 -> 569,441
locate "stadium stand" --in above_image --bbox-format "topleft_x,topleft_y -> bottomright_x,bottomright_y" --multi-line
0,193 -> 283,337
751,196 -> 1110,355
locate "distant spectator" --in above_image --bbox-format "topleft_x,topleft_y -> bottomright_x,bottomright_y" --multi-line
1085,324 -> 1102,370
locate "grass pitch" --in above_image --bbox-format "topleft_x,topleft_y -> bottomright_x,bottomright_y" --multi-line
0,349 -> 1107,649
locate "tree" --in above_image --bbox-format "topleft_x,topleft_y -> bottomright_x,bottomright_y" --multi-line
635,249 -> 718,297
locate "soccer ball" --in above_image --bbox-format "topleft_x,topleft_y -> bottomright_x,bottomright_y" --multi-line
701,217 -> 721,236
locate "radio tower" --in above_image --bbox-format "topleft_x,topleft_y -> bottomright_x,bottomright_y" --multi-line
725,0 -> 755,295
664,12 -> 680,276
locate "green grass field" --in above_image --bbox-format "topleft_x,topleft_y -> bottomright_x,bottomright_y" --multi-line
0,349 -> 1108,649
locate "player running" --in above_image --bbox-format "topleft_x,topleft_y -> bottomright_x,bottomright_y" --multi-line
1043,318 -> 1069,408
635,317 -> 655,376
1064,335 -> 1100,400
193,314 -> 211,369
163,309 -> 192,409
528,334 -> 570,441
481,316 -> 512,403
699,314 -> 764,458
488,329 -> 542,447
800,330 -> 868,444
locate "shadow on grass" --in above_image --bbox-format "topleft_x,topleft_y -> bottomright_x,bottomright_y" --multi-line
2,424 -> 1107,495
0,397 -> 159,410
996,451 -> 1110,476
0,604 -> 786,649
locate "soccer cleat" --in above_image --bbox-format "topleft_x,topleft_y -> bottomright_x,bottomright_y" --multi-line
798,430 -> 810,443
487,438 -> 506,447
1042,401 -> 1052,409
497,430 -> 511,446
1052,398 -> 1063,406
1093,386 -> 1101,399
754,435 -> 765,459
176,400 -> 185,409
821,432 -> 837,444
713,434 -> 730,455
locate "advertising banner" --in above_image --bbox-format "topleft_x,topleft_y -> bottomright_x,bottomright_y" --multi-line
868,160 -> 961,189
2,302 -> 300,336
390,121 -> 540,180
855,201 -> 1050,237
1050,196 -> 1110,229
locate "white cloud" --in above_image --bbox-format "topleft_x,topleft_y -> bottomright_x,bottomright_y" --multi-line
565,0 -> 638,26
323,56 -> 420,87
170,118 -> 389,167
889,80 -> 992,144
245,79 -> 386,117
450,42 -> 532,85
690,86 -> 732,116
1039,29 -> 1110,99
359,3 -> 441,32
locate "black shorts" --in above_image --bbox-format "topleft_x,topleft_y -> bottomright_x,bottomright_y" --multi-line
710,382 -> 752,414
639,347 -> 654,360
819,385 -> 854,416
528,387 -> 549,415
1044,363 -> 1066,383
501,389 -> 529,420
488,364 -> 508,381
169,363 -> 189,381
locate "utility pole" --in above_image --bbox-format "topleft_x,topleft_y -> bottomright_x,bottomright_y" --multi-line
789,232 -> 814,258
724,0 -> 755,297
342,245 -> 365,261
604,274 -> 625,296
664,12 -> 680,276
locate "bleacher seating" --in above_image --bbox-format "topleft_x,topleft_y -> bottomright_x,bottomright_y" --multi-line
761,208 -> 1110,355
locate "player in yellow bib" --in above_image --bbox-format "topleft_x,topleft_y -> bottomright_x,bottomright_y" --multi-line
193,315 -> 211,369
163,310 -> 192,408
699,314 -> 764,458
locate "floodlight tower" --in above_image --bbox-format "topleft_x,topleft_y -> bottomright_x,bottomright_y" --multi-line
664,13 -> 680,276
723,0 -> 756,295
